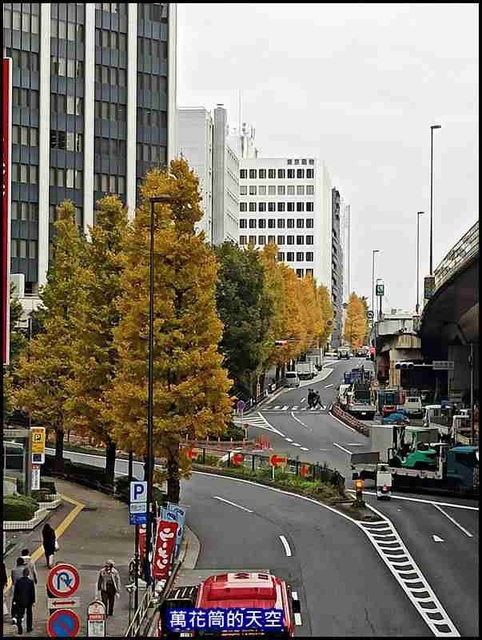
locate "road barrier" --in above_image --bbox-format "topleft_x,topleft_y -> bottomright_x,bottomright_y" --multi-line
330,404 -> 371,437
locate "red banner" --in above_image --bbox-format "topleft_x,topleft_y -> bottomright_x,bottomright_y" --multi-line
2,58 -> 12,366
152,520 -> 177,581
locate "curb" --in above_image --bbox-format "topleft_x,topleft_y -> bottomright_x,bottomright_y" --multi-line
182,525 -> 201,570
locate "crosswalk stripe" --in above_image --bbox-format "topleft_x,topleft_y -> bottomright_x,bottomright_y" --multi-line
281,405 -> 289,411
292,406 -> 298,410
273,405 -> 281,410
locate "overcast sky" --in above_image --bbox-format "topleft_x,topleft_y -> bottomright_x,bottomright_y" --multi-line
177,3 -> 478,313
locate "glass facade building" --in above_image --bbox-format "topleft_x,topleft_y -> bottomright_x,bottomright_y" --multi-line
3,2 -> 177,296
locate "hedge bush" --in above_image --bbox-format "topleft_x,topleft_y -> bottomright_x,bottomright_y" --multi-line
44,455 -> 114,492
40,480 -> 57,494
4,495 -> 40,521
31,489 -> 54,502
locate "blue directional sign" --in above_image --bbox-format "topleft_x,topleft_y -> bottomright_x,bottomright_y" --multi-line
129,511 -> 147,525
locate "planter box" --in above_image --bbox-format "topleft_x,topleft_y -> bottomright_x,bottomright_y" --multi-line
3,507 -> 49,531
38,497 -> 62,511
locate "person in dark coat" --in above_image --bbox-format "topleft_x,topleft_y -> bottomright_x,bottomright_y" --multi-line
307,389 -> 315,408
42,523 -> 57,568
12,567 -> 35,634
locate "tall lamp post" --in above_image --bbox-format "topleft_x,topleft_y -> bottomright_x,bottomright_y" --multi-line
371,249 -> 380,328
416,211 -> 424,314
145,194 -> 172,587
429,124 -> 442,275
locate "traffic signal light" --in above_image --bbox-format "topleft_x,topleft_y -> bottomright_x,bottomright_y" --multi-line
395,362 -> 414,370
354,478 -> 364,505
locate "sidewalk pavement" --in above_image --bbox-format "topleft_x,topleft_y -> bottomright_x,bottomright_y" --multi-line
3,477 -> 134,637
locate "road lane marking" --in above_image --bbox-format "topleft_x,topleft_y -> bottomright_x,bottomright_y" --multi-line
290,412 -> 308,429
300,397 -> 305,403
285,438 -> 293,442
279,535 -> 292,557
432,535 -> 445,542
291,406 -> 298,410
213,496 -> 253,513
300,447 -> 309,451
325,383 -> 334,388
294,613 -> 302,626
333,442 -> 352,455
348,490 -> 479,510
433,504 -> 473,537
292,443 -> 301,447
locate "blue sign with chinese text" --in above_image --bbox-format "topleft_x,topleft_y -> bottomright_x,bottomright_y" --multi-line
167,608 -> 285,632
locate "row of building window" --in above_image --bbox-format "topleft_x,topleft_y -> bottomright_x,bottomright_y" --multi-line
7,50 -> 39,73
94,101 -> 127,121
136,143 -> 164,163
138,38 -> 168,59
94,173 -> 125,194
11,201 -> 38,222
240,202 -> 314,213
240,168 -> 314,180
95,65 -> 127,86
49,204 -> 82,225
12,88 -> 39,109
11,239 -> 37,260
241,185 -> 314,196
52,93 -> 83,115
287,159 -> 314,166
239,235 -> 315,255
12,125 -> 38,147
137,108 -> 167,129
95,29 -> 128,52
51,57 -> 84,79
51,20 -> 84,41
138,3 -> 168,23
95,137 -> 125,156
51,130 -> 83,152
243,235 -> 314,246
49,167 -> 83,189
137,73 -> 167,93
12,163 -> 38,184
4,9 -> 40,33
96,3 -> 126,15
240,218 -> 314,229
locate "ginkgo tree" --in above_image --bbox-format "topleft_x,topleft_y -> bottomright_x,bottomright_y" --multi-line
108,159 -> 232,503
343,292 -> 368,350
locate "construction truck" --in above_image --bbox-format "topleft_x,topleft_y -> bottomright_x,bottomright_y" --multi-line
340,368 -> 376,420
296,361 -> 316,380
351,424 -> 479,496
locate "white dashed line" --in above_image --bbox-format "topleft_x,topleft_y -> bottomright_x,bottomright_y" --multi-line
213,496 -> 253,513
279,535 -> 292,557
433,504 -> 473,538
325,383 -> 334,388
285,437 -> 293,442
292,443 -> 301,447
333,442 -> 352,455
300,447 -> 309,451
290,412 -> 309,429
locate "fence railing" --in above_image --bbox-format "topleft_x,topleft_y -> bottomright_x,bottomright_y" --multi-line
434,221 -> 478,291
330,404 -> 371,436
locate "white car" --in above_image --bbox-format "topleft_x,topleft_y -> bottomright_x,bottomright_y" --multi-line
285,371 -> 300,387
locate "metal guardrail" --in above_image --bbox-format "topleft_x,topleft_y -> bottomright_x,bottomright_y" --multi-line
124,585 -> 154,638
434,220 -> 478,291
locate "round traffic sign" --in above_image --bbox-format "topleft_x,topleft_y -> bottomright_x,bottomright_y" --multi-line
47,609 -> 81,637
231,453 -> 244,466
47,563 -> 81,598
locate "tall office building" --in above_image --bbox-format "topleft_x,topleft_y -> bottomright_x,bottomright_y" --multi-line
3,2 -> 177,305
331,187 -> 344,348
177,104 -> 239,244
341,202 -> 351,302
238,156 -> 332,287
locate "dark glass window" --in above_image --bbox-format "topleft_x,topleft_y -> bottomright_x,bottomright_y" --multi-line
306,169 -> 314,178
240,169 -> 247,179
306,218 -> 314,228
258,219 -> 266,229
277,169 -> 285,179
268,219 -> 276,229
277,202 -> 285,212
268,169 -> 276,179
287,169 -> 295,179
287,219 -> 295,229
258,202 -> 266,212
277,219 -> 285,229
240,219 -> 247,229
268,202 -> 275,212
259,169 -> 266,179
287,252 -> 294,262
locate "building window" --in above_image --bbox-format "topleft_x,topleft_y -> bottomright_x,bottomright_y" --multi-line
258,235 -> 266,245
12,164 -> 38,184
240,186 -> 247,195
249,185 -> 257,195
277,202 -> 285,212
258,202 -> 266,212
287,202 -> 295,212
258,219 -> 266,229
306,218 -> 314,228
294,159 -> 299,165
277,219 -> 285,229
309,159 -> 314,165
268,219 -> 276,229
277,236 -> 285,245
268,235 -> 276,244
306,252 -> 314,261
287,252 -> 294,262
296,219 -> 304,229
287,185 -> 295,195
268,185 -> 276,195
239,235 -> 247,245
296,236 -> 304,245
277,185 -> 285,195
297,252 -> 304,261
296,268 -> 304,277
306,202 -> 314,212
12,88 -> 39,109
297,202 -> 305,212
258,185 -> 266,195
306,268 -> 314,276
287,159 -> 292,165
277,252 -> 285,261
287,219 -> 295,229
268,202 -> 276,212
249,219 -> 256,229
249,202 -> 257,212
12,126 -> 38,147
301,159 -> 307,165
287,169 -> 295,179
11,202 -> 38,222
277,169 -> 285,179
306,235 -> 314,245
249,169 -> 257,179
240,203 -> 247,212
240,219 -> 247,229
306,169 -> 314,178
259,169 -> 266,179
268,169 -> 276,179
297,169 -> 304,179
248,235 -> 256,244
287,235 -> 294,245
240,169 -> 247,179
306,185 -> 314,195
297,185 -> 305,195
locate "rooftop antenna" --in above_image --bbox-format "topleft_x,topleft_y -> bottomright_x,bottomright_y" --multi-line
238,90 -> 242,134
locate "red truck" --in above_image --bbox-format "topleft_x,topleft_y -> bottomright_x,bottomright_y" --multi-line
158,571 -> 301,638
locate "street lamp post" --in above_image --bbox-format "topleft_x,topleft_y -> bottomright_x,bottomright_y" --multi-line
371,250 -> 380,328
416,211 -> 424,314
429,124 -> 442,275
145,194 -> 172,587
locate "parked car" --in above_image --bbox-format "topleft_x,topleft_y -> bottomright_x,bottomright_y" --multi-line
285,371 -> 300,387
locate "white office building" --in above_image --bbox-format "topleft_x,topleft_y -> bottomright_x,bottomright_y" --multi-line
177,104 -> 239,244
238,157 -> 332,289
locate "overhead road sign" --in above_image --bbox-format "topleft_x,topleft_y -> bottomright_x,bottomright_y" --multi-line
432,360 -> 454,371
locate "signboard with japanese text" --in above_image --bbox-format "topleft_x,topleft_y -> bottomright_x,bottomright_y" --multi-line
2,58 -> 12,366
31,427 -> 46,455
31,464 -> 41,490
167,608 -> 285,633
161,503 -> 186,559
152,520 -> 177,581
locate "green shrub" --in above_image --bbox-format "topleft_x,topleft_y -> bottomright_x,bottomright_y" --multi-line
16,477 -> 25,494
31,489 -> 53,502
4,495 -> 39,521
40,480 -> 57,494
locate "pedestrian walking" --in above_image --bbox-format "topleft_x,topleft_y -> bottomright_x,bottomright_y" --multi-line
10,557 -> 26,624
2,561 -> 8,619
307,389 -> 315,408
42,523 -> 57,568
97,560 -> 121,617
314,391 -> 323,408
20,549 -> 38,585
12,567 -> 35,635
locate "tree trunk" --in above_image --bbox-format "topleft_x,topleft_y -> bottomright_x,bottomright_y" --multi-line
54,428 -> 64,470
105,437 -> 116,486
275,365 -> 280,382
166,446 -> 180,504
128,450 -> 133,481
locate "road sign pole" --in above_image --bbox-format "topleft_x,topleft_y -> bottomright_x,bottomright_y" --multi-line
134,524 -> 139,612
